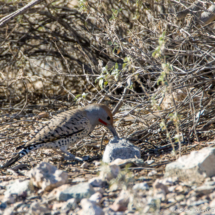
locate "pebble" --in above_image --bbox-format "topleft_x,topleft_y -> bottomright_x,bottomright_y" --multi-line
110,158 -> 144,168
89,192 -> 103,205
133,182 -> 149,191
88,177 -> 103,187
110,190 -> 130,212
61,198 -> 77,211
148,170 -> 157,176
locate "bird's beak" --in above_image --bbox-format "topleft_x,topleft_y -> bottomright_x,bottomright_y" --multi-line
107,125 -> 119,139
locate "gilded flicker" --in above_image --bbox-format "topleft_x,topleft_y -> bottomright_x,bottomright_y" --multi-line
1,104 -> 118,169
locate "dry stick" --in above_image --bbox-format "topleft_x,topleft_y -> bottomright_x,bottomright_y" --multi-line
186,88 -> 199,142
0,0 -> 43,27
112,85 -> 129,116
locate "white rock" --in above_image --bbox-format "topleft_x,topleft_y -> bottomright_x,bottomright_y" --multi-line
4,180 -> 33,199
148,170 -> 157,176
165,147 -> 215,182
28,162 -> 68,192
61,198 -> 77,211
99,164 -> 120,181
89,192 -> 103,205
94,161 -> 101,167
3,195 -> 16,204
88,177 -> 103,187
110,158 -> 144,168
102,138 -> 141,163
133,182 -> 149,191
80,198 -> 104,215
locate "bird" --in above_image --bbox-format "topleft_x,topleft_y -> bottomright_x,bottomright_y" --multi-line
1,104 -> 119,169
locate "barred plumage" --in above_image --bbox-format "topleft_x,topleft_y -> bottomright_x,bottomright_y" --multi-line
1,104 -> 118,169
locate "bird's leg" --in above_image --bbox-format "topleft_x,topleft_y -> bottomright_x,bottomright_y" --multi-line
54,146 -> 83,162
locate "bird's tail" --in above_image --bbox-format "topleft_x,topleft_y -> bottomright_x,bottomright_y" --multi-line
0,145 -> 38,169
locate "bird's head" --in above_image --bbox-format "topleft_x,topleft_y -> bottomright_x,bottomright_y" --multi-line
86,104 -> 119,138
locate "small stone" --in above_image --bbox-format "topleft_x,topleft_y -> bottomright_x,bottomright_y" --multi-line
29,202 -> 50,215
61,198 -> 77,211
195,185 -> 215,195
153,179 -> 169,200
110,190 -> 130,212
72,177 -> 86,183
52,202 -> 65,210
57,182 -> 95,202
94,161 -> 101,167
148,170 -> 157,176
102,138 -> 141,163
110,158 -> 144,168
133,182 -> 149,191
93,187 -> 105,195
136,176 -> 150,182
80,199 -> 104,215
89,192 -> 103,205
175,194 -> 185,202
165,147 -> 215,182
28,162 -> 68,192
37,112 -> 49,119
48,184 -> 71,200
155,177 -> 178,186
99,164 -> 120,181
145,160 -> 155,165
89,177 -> 103,187
188,200 -> 208,207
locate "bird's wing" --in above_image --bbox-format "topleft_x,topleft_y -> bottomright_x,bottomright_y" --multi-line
24,109 -> 90,147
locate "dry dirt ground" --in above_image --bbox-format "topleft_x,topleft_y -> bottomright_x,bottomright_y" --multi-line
0,102 -> 215,214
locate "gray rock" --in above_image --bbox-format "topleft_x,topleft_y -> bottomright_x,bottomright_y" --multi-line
88,177 -> 103,187
165,147 -> 215,182
57,182 -> 95,202
102,138 -> 141,163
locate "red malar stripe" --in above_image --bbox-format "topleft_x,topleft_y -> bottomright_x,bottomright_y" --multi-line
99,118 -> 107,126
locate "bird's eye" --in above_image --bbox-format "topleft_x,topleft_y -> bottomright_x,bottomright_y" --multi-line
107,116 -> 110,120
